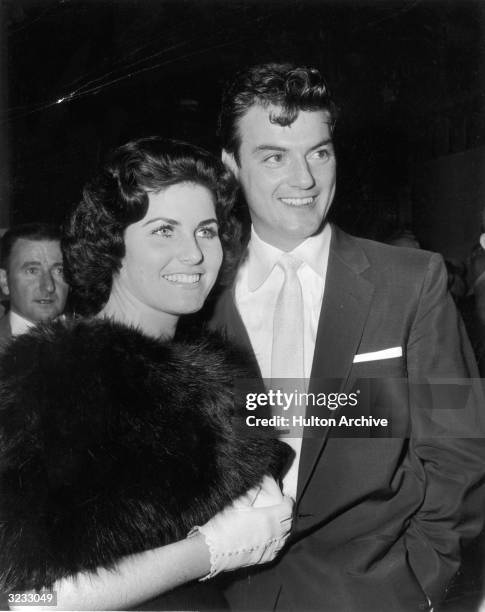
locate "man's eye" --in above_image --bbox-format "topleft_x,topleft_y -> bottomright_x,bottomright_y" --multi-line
312,149 -> 330,161
197,226 -> 218,239
53,265 -> 64,277
263,153 -> 284,164
152,225 -> 173,237
26,267 -> 39,275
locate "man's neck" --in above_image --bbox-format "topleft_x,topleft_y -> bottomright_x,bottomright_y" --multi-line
251,222 -> 329,253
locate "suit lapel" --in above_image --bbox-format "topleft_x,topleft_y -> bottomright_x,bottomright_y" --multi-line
209,287 -> 274,426
297,227 -> 375,502
211,229 -> 376,503
210,287 -> 263,380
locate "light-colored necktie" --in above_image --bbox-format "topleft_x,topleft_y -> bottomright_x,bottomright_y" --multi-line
271,254 -> 304,382
270,254 -> 306,499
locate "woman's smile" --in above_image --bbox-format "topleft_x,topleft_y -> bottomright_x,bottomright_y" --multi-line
162,272 -> 203,285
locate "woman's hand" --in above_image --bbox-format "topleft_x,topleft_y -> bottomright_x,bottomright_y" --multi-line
7,478 -> 291,610
190,476 -> 293,579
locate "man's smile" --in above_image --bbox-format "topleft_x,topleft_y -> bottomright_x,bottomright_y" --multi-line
279,196 -> 317,207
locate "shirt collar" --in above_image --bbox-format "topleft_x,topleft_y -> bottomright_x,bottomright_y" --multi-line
9,310 -> 36,337
246,223 -> 332,291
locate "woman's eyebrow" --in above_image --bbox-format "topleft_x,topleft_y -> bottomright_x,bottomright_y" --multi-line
142,217 -> 219,228
142,216 -> 178,227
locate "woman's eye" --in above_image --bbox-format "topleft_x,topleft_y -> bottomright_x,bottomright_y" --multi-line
152,225 -> 173,237
197,226 -> 218,239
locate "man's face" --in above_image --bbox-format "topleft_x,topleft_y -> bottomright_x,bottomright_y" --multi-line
0,238 -> 69,323
224,104 -> 336,251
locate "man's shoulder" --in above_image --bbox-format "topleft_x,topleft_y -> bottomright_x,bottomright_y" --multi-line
333,226 -> 441,278
0,313 -> 11,341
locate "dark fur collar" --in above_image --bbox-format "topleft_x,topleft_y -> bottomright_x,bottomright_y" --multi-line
0,318 -> 288,590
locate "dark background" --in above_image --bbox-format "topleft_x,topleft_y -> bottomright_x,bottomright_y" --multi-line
1,4 -> 485,606
1,0 -> 485,259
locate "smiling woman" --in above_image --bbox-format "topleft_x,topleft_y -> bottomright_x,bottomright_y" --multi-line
0,137 -> 292,610
63,137 -> 241,323
103,182 -> 223,338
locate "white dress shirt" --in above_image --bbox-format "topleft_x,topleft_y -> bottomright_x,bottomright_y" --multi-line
235,224 -> 332,497
9,310 -> 35,337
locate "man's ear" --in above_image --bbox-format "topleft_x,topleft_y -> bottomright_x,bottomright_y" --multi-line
221,149 -> 239,178
480,233 -> 485,251
0,268 -> 9,297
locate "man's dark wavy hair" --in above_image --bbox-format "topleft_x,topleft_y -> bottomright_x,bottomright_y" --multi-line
218,62 -> 339,162
62,137 -> 241,316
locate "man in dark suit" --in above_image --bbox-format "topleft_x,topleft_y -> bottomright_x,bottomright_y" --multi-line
0,223 -> 69,350
211,63 -> 485,611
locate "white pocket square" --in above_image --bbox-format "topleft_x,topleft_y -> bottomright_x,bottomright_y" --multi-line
353,347 -> 402,363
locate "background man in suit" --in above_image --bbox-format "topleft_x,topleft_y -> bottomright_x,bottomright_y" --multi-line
211,63 -> 485,611
474,227 -> 485,374
0,223 -> 69,346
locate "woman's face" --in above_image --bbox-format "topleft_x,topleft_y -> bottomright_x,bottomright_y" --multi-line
118,182 -> 223,316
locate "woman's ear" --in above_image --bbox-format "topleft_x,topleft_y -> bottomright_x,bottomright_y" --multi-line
480,233 -> 485,251
222,150 -> 239,178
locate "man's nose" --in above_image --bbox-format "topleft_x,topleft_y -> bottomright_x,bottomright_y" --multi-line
39,271 -> 56,293
288,157 -> 315,189
178,236 -> 203,265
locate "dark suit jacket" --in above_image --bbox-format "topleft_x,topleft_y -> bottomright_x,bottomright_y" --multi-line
0,315 -> 11,609
210,226 -> 485,612
0,314 -> 11,352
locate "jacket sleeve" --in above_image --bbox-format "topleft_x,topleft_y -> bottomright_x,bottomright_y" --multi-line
405,252 -> 485,605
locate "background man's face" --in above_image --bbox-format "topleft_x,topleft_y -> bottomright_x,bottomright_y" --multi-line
225,104 -> 336,251
0,238 -> 68,323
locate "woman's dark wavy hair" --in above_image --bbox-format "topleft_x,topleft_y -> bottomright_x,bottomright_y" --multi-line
62,137 -> 241,316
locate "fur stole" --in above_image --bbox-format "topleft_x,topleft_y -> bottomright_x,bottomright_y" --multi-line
0,319 -> 289,591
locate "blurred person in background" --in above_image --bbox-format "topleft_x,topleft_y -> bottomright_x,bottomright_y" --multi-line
0,223 -> 69,347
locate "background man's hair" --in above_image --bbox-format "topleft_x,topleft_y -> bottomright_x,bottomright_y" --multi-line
218,62 -> 339,161
0,223 -> 61,269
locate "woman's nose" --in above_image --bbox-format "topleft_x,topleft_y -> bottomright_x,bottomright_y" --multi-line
178,237 -> 203,264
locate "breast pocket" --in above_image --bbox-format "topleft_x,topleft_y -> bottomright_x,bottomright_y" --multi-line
346,356 -> 410,439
